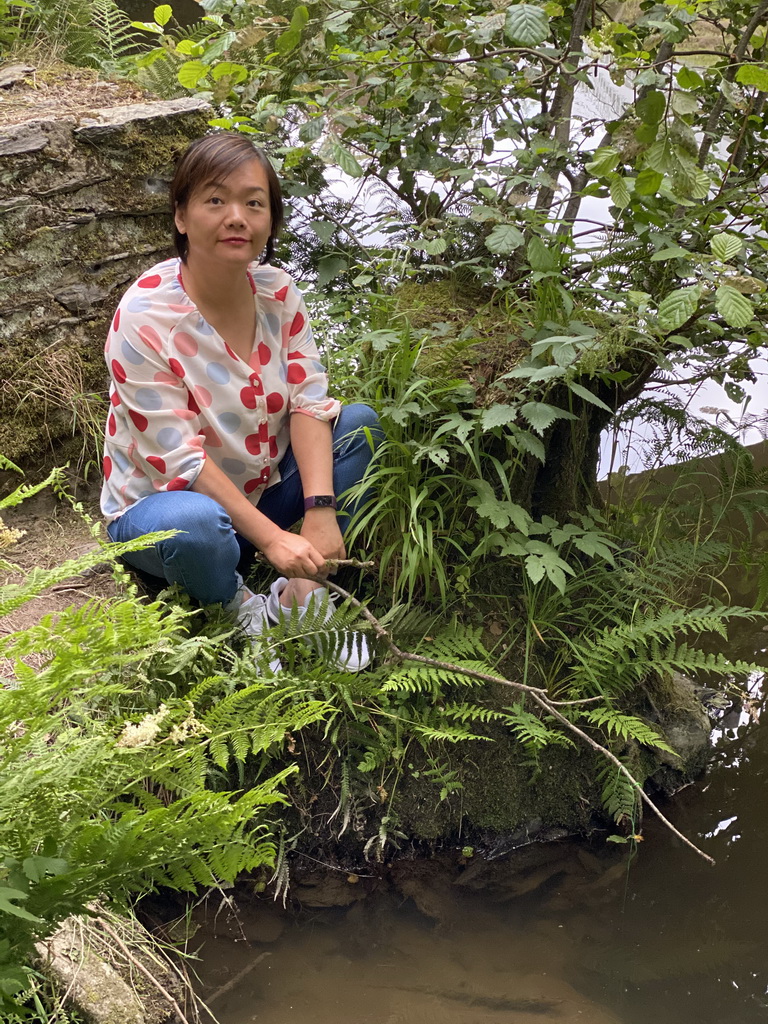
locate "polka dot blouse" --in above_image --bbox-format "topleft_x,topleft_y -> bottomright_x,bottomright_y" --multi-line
100,258 -> 341,523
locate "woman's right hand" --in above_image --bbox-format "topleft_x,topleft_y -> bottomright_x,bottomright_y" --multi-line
261,530 -> 327,579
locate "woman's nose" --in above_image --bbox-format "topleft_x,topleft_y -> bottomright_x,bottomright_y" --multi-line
225,203 -> 246,225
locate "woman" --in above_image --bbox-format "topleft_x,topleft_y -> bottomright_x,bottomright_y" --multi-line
102,132 -> 381,671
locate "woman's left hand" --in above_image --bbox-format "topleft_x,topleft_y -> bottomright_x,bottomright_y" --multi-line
300,510 -> 346,574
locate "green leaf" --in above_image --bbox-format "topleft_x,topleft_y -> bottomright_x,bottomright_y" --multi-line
504,4 -> 550,46
485,223 -> 524,254
0,887 -> 42,923
175,39 -> 200,55
309,220 -> 335,242
671,90 -> 699,116
299,116 -> 325,143
320,138 -> 364,177
422,237 -> 448,256
520,402 -> 577,435
316,256 -> 347,289
480,404 -> 519,430
644,138 -> 674,174
586,147 -> 621,176
527,236 -> 558,272
131,19 -> 163,33
524,545 -> 574,593
636,89 -> 665,125
177,60 -> 208,88
736,64 -> 768,92
154,4 -> 172,26
710,233 -> 743,262
676,66 -> 704,90
657,286 -> 701,332
650,245 -> 689,262
277,4 -> 309,54
567,382 -> 613,414
715,285 -> 754,329
635,168 -> 664,195
212,62 -> 247,83
609,175 -> 631,209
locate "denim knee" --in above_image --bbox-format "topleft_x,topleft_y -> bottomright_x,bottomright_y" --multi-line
333,404 -> 384,454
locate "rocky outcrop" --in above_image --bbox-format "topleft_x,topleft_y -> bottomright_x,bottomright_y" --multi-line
0,94 -> 210,471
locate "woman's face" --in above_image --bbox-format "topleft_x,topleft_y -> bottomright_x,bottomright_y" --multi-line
174,157 -> 273,267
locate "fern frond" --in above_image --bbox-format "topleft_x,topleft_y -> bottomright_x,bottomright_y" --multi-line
585,707 -> 676,755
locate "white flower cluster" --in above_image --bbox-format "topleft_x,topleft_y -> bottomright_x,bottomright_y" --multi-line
117,705 -> 169,748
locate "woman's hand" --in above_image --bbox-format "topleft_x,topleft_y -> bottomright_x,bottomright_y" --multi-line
300,509 -> 346,573
261,529 -> 328,579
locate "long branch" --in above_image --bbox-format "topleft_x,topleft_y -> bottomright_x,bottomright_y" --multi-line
286,571 -> 716,866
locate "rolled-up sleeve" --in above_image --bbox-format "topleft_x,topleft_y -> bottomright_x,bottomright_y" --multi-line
284,296 -> 341,422
106,314 -> 207,493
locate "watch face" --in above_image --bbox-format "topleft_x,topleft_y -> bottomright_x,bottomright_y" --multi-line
314,495 -> 335,507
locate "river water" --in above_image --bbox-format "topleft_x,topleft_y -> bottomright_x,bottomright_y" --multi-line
191,636 -> 767,1024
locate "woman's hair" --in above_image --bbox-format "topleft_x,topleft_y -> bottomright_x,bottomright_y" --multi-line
170,132 -> 284,263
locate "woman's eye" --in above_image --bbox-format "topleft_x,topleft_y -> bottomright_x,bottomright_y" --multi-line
208,196 -> 222,204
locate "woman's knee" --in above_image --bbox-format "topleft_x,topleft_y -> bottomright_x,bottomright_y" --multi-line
334,404 -> 384,451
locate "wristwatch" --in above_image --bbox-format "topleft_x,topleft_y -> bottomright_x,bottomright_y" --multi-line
304,494 -> 337,512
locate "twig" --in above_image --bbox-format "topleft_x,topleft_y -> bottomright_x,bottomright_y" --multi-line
96,917 -> 194,1024
207,952 -> 271,1005
309,577 -> 716,866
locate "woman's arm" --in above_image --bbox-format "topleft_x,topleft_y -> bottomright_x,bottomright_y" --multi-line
289,413 -> 345,562
191,457 -> 327,579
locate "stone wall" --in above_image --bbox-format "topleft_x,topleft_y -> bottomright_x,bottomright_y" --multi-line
0,96 -> 210,473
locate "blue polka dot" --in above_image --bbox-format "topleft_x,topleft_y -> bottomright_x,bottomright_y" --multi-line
265,311 -> 280,335
135,387 -> 163,411
178,456 -> 201,475
112,449 -> 131,472
137,489 -> 156,499
222,458 -> 246,476
311,360 -> 325,374
157,427 -> 183,451
206,362 -> 231,385
197,318 -> 214,335
302,382 -> 326,401
217,412 -> 241,434
121,339 -> 145,365
127,296 -> 152,313
278,363 -> 287,383
103,494 -> 120,515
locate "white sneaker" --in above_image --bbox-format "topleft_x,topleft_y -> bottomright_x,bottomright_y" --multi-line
265,577 -> 371,673
229,588 -> 282,674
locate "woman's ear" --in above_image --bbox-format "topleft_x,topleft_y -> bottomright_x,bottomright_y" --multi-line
174,204 -> 186,236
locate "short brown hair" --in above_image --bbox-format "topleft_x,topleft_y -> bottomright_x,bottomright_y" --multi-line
170,132 -> 284,263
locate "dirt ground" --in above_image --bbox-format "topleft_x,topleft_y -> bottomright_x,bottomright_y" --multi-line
0,60 -> 151,127
0,488 -> 121,676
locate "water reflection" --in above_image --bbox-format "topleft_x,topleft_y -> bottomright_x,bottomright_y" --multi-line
192,625 -> 767,1024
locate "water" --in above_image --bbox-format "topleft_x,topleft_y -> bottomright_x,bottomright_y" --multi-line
191,641 -> 767,1024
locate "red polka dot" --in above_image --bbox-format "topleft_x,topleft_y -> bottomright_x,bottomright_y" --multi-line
110,391 -> 121,407
266,392 -> 284,414
287,351 -> 304,360
289,311 -> 305,337
224,343 -> 239,361
287,363 -> 307,385
167,476 -> 189,491
169,358 -> 185,378
108,412 -> 117,436
112,309 -> 120,332
147,455 -> 166,474
103,455 -> 112,479
129,409 -> 148,432
174,332 -> 198,357
173,409 -> 197,420
138,325 -> 162,353
258,343 -> 271,365
274,285 -> 288,301
240,386 -> 258,410
201,425 -> 223,448
194,386 -> 212,408
154,371 -> 179,385
187,391 -> 201,415
138,274 -> 162,289
258,421 -> 269,443
269,435 -> 278,459
244,433 -> 260,455
111,360 -> 126,384
244,478 -> 260,494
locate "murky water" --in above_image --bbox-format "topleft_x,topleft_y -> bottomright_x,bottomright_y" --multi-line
192,640 -> 767,1024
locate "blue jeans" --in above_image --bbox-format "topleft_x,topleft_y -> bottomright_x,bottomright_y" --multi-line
107,404 -> 382,605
